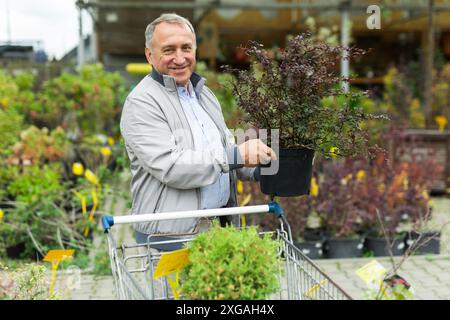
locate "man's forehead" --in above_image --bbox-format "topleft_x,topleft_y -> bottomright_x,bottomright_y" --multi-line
154,22 -> 194,40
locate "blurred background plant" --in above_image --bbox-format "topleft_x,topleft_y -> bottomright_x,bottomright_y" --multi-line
0,262 -> 59,300
380,62 -> 450,130
0,64 -> 130,271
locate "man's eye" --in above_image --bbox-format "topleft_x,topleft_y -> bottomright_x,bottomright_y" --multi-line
163,48 -> 174,54
183,47 -> 192,52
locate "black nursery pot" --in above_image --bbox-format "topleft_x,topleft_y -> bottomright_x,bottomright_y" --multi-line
325,238 -> 364,259
6,242 -> 26,259
304,227 -> 328,242
260,148 -> 315,197
365,236 -> 406,257
6,242 -> 44,260
405,230 -> 441,255
294,240 -> 324,259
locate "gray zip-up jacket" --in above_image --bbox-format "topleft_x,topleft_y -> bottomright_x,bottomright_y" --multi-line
120,68 -> 257,235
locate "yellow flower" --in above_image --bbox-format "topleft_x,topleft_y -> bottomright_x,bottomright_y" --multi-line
341,174 -> 353,185
240,194 -> 252,207
403,177 -> 409,190
107,136 -> 115,146
0,97 -> 9,108
429,199 -> 435,209
0,209 -> 4,222
410,98 -> 420,111
101,146 -> 112,157
330,147 -> 338,159
383,68 -> 397,87
85,169 -> 99,185
356,170 -> 366,182
435,115 -> 447,132
310,177 -> 319,197
237,180 -> 243,194
377,183 -> 385,193
422,190 -> 429,200
72,162 -> 84,176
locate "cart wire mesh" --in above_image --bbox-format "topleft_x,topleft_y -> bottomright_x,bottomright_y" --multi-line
104,219 -> 352,300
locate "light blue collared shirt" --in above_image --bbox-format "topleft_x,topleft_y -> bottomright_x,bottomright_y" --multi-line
177,82 -> 230,209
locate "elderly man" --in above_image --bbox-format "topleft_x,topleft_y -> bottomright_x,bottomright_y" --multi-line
120,13 -> 275,251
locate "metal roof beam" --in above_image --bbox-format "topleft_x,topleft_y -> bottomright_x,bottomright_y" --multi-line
76,1 -> 450,11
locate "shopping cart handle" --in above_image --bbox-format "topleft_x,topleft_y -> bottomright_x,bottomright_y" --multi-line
268,201 -> 284,218
102,215 -> 114,233
101,201 -> 284,233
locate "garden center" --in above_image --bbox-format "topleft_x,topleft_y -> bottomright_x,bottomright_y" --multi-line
1,0 -> 450,301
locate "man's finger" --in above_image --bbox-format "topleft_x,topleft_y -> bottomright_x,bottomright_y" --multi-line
268,147 -> 277,160
259,154 -> 271,165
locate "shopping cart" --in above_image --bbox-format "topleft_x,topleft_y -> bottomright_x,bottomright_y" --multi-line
101,202 -> 352,300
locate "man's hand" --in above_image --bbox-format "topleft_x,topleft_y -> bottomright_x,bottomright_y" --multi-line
237,139 -> 277,167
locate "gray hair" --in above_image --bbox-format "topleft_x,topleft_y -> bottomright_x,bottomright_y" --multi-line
145,13 -> 196,49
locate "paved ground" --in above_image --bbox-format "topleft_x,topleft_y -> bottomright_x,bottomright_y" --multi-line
316,254 -> 450,300
57,196 -> 450,300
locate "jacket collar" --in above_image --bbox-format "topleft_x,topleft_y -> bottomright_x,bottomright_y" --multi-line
150,67 -> 205,97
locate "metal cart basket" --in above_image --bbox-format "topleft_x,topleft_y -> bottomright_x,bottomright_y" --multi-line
101,202 -> 352,300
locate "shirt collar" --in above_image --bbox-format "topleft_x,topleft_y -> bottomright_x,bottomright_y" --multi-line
150,67 -> 205,97
177,81 -> 194,98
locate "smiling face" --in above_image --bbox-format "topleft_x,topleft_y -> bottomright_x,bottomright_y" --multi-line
145,21 -> 196,86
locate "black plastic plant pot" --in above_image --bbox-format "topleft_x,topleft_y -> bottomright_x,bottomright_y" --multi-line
303,227 -> 328,242
365,236 -> 406,257
260,148 -> 315,197
325,238 -> 364,259
405,230 -> 440,255
6,242 -> 26,259
294,240 -> 324,259
6,242 -> 44,260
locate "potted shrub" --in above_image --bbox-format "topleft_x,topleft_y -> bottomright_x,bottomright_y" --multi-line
240,177 -> 326,259
254,191 -> 325,259
288,195 -> 326,259
349,150 -> 440,257
352,154 -> 407,257
181,223 -> 280,300
405,229 -> 440,255
225,33 -> 376,196
308,160 -> 364,258
381,146 -> 441,256
405,199 -> 441,254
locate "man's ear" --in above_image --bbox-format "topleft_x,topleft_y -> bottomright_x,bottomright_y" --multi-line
144,47 -> 152,65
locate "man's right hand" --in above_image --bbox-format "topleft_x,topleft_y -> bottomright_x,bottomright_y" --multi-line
237,139 -> 277,167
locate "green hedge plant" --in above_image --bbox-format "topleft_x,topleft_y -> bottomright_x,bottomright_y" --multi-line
181,224 -> 280,300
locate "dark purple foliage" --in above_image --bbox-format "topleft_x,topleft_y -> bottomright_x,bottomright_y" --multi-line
224,32 -> 382,156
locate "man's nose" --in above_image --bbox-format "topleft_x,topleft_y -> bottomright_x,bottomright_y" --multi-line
173,49 -> 186,65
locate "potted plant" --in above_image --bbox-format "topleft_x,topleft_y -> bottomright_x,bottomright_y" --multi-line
180,223 -> 280,300
289,194 -> 326,259
225,33 -> 375,197
403,196 -> 440,255
254,191 -> 325,259
352,153 -> 407,257
240,176 -> 326,259
349,148 -> 441,257
310,160 -> 366,258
